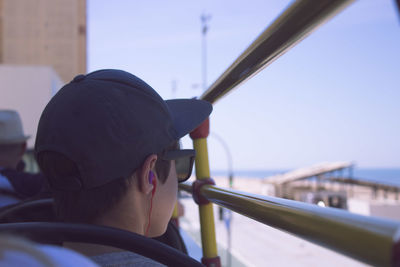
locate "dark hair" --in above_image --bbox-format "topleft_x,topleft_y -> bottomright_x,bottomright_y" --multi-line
36,144 -> 174,223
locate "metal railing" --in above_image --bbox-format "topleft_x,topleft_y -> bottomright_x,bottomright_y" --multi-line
180,183 -> 400,267
200,0 -> 355,104
186,0 -> 400,266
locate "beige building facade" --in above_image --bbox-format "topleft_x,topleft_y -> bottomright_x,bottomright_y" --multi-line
0,0 -> 86,83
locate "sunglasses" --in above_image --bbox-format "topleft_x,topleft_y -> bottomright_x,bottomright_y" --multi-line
161,149 -> 196,183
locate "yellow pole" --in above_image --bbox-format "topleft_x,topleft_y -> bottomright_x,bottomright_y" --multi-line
193,138 -> 218,258
190,118 -> 220,266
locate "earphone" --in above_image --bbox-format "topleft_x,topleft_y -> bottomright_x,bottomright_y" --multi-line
149,170 -> 154,184
149,171 -> 156,196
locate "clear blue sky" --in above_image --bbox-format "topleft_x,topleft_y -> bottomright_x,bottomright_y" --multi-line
88,0 -> 400,170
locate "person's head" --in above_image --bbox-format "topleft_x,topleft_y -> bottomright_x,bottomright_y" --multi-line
35,69 -> 212,237
0,110 -> 29,169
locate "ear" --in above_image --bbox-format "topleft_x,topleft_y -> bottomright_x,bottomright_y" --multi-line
138,154 -> 157,195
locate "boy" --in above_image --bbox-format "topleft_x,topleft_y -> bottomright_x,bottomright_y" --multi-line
35,69 -> 212,266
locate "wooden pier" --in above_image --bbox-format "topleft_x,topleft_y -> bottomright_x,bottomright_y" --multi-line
262,162 -> 400,220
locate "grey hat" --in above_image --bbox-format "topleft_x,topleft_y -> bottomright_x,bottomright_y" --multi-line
0,110 -> 30,145
35,69 -> 212,189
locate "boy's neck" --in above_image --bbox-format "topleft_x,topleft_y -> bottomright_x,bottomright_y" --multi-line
93,188 -> 148,236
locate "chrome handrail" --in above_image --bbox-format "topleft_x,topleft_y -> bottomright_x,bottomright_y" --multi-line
180,182 -> 400,267
200,0 -> 355,104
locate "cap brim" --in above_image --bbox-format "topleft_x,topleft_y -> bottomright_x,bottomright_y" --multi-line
166,99 -> 212,139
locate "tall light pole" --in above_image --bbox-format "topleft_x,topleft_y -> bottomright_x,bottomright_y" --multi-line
201,13 -> 211,92
210,132 -> 233,267
201,14 -> 233,266
210,132 -> 234,188
171,79 -> 177,98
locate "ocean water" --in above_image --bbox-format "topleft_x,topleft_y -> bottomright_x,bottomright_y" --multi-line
210,168 -> 400,187
352,169 -> 400,187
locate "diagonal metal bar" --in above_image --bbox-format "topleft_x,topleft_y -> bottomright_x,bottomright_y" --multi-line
201,0 -> 355,104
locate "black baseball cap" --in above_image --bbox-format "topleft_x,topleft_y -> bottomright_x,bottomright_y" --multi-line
35,69 -> 212,190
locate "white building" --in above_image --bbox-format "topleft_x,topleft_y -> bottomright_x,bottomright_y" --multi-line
0,65 -> 64,148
